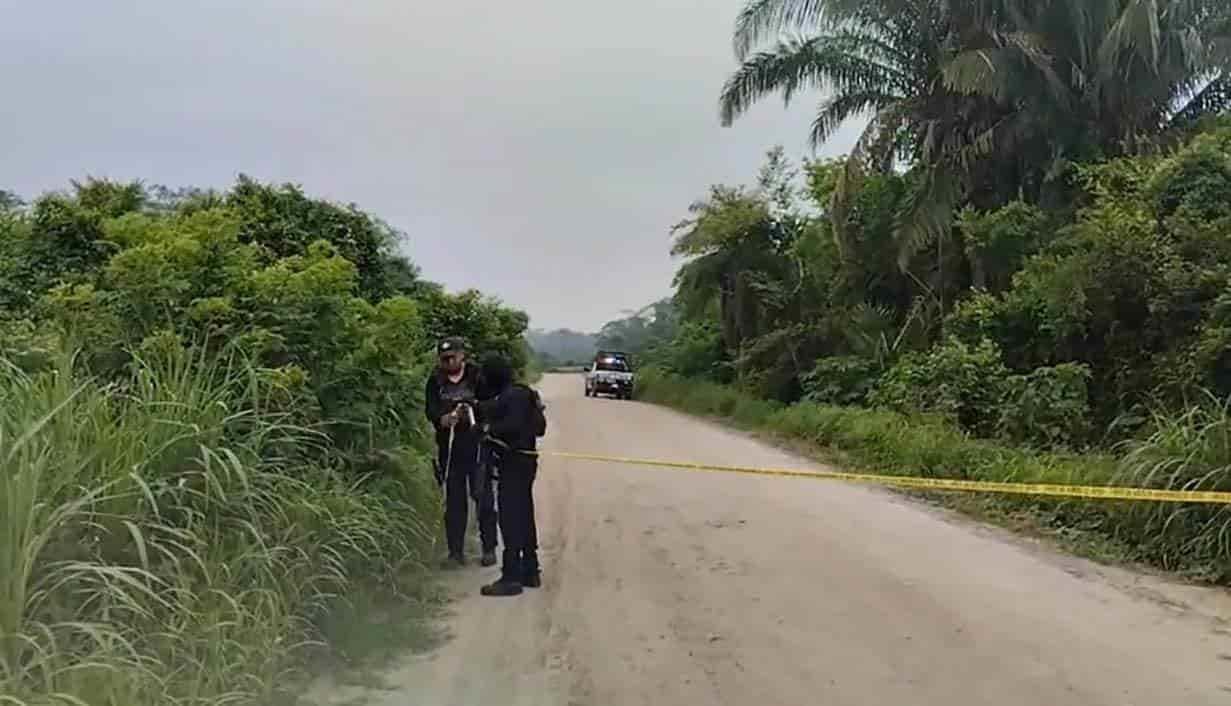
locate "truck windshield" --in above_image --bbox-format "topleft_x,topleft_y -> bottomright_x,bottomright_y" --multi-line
596,360 -> 629,372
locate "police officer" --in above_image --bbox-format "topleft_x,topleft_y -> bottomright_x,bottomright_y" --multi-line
476,356 -> 547,596
425,337 -> 498,568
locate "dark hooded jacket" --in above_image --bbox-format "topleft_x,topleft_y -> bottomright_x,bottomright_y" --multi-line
477,359 -> 547,452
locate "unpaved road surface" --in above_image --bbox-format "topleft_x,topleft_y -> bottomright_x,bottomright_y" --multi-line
309,374 -> 1231,705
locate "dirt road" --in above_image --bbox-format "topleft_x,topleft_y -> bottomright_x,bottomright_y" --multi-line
310,373 -> 1231,706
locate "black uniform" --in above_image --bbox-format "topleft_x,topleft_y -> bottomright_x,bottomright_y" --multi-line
424,364 -> 497,560
479,375 -> 547,587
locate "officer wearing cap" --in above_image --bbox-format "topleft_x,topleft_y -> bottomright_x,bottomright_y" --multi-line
425,337 -> 498,568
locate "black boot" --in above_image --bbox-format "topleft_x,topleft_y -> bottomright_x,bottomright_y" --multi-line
521,555 -> 541,588
441,553 -> 465,570
480,548 -> 497,567
480,577 -> 523,596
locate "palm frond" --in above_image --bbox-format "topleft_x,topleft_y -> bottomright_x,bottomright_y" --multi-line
894,166 -> 960,271
1002,31 -> 1073,109
1098,0 -> 1163,75
943,49 -> 1011,100
826,102 -> 914,259
721,34 -> 905,126
671,255 -> 725,319
732,0 -> 869,59
810,91 -> 899,148
943,29 -> 1068,109
735,0 -> 819,59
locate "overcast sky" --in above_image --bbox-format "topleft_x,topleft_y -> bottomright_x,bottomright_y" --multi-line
2,0 -> 860,331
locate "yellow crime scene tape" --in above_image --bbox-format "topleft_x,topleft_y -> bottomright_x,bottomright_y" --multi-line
526,450 -> 1231,505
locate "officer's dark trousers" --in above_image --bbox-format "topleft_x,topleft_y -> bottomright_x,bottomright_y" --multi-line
526,470 -> 538,570
439,434 -> 496,558
497,453 -> 539,580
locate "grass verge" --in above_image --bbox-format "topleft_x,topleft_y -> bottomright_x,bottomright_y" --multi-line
636,369 -> 1231,585
0,347 -> 442,706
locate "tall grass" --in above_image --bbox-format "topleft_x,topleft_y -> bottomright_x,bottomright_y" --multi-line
0,347 -> 438,705
637,369 -> 1231,583
1115,396 -> 1231,581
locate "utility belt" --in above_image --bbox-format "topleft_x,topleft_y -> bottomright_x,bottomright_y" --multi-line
481,435 -> 536,482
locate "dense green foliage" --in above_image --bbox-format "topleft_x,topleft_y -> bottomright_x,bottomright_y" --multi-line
597,0 -> 1231,581
0,178 -> 529,705
617,95 -> 1231,453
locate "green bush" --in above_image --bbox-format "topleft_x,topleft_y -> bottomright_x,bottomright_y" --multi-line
0,176 -> 529,705
946,130 -> 1231,427
869,337 -> 1008,436
1145,128 -> 1231,222
959,201 -> 1052,293
802,355 -> 882,406
650,321 -> 729,381
226,175 -> 398,301
418,287 -> 530,377
998,363 -> 1093,448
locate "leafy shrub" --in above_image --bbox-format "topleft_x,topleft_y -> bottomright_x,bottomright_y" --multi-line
998,363 -> 1092,447
803,355 -> 882,405
226,175 -> 398,300
944,141 -> 1231,426
418,287 -> 530,377
649,321 -> 729,381
864,336 -> 1091,448
1174,291 -> 1231,398
959,201 -> 1051,293
1145,129 -> 1231,222
869,337 -> 1008,435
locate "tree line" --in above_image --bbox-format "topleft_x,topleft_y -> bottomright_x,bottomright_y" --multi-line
0,177 -> 530,704
605,0 -> 1231,451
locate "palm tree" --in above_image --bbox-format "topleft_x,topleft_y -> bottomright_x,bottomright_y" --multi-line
671,185 -> 783,354
942,0 -> 1231,167
720,0 -> 1230,273
724,0 -> 950,161
722,0 -> 1004,265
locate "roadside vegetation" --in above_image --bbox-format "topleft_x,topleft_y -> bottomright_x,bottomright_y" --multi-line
0,179 -> 529,705
603,0 -> 1231,583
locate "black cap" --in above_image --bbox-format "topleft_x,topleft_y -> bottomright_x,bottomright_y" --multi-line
437,337 -> 466,355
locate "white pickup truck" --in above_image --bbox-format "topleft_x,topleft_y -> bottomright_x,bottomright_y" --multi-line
584,353 -> 635,400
